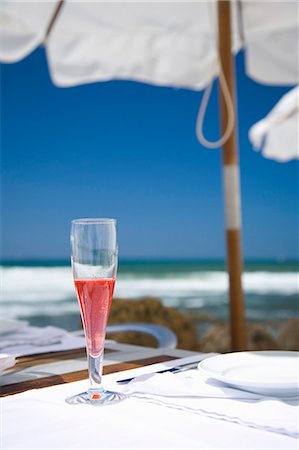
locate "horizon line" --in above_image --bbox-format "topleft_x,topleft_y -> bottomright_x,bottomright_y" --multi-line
1,257 -> 298,265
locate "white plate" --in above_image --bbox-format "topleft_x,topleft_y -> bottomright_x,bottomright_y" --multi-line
0,319 -> 28,335
198,351 -> 299,396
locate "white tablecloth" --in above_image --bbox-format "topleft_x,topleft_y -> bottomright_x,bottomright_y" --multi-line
2,356 -> 298,449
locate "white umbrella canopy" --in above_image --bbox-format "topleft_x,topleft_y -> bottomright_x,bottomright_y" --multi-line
249,86 -> 299,162
0,1 -> 236,88
0,1 -> 298,89
0,0 -> 298,351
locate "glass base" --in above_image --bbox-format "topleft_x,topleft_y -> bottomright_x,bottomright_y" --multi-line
66,389 -> 126,406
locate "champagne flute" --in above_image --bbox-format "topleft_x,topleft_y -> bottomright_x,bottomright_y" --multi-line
66,218 -> 125,406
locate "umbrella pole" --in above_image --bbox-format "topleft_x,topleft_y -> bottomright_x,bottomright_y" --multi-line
217,0 -> 247,351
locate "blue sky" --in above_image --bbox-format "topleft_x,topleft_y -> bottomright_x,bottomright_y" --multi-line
1,48 -> 298,260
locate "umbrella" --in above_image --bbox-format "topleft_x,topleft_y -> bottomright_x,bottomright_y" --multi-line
249,86 -> 299,162
0,1 -> 298,351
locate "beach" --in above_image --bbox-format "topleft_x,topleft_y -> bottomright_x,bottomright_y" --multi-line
1,260 -> 298,346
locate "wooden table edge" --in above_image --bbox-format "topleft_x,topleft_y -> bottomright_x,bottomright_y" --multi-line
1,354 -> 176,397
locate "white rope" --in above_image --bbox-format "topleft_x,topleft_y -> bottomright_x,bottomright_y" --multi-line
196,67 -> 235,149
196,2 -> 236,149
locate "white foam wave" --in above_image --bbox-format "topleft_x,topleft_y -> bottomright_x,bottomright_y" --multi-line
1,267 -> 298,305
1,265 -> 298,319
243,272 -> 298,294
1,267 -> 74,302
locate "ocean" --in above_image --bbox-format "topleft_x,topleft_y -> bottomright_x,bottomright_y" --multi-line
1,260 -> 298,332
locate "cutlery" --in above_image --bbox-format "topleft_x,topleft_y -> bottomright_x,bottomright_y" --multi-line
117,361 -> 200,384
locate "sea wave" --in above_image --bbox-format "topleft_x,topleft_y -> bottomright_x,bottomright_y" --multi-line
1,267 -> 73,302
1,265 -> 298,303
0,262 -> 297,325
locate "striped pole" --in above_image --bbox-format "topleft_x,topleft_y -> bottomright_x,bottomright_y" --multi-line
217,0 -> 247,351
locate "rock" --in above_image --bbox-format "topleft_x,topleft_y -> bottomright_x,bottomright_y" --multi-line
277,318 -> 299,350
199,322 -> 278,353
107,297 -> 297,353
108,297 -> 198,350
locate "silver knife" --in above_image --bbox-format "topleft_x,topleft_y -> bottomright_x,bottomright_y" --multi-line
117,361 -> 200,384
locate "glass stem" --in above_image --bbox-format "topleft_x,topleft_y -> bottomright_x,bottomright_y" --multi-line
88,353 -> 104,394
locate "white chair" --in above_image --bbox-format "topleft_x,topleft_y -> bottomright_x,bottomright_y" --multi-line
107,323 -> 178,349
72,323 -> 178,349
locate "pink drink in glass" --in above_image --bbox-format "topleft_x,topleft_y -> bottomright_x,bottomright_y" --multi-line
74,278 -> 115,357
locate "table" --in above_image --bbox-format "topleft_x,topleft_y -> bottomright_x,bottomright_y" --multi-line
1,340 -> 193,396
1,343 -> 298,449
